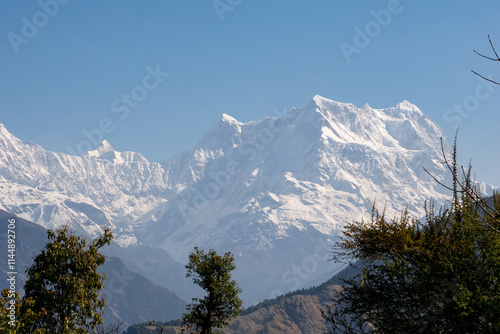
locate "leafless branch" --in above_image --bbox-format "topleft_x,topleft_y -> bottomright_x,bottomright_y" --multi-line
473,35 -> 500,61
424,167 -> 455,192
472,35 -> 500,85
458,166 -> 500,232
425,137 -> 500,233
90,322 -> 125,334
424,138 -> 464,193
491,34 -> 500,60
471,70 -> 500,86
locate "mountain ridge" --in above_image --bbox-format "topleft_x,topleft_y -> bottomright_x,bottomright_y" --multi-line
0,95 -> 493,304
0,209 -> 187,327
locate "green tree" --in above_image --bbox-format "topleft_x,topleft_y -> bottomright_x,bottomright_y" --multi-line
1,289 -> 44,333
19,225 -> 113,333
1,289 -> 22,333
181,247 -> 243,334
324,142 -> 500,333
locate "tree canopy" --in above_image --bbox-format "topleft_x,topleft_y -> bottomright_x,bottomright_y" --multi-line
10,225 -> 114,333
182,247 -> 243,334
324,142 -> 500,333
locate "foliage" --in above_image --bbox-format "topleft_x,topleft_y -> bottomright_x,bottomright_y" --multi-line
181,247 -> 243,334
1,289 -> 22,334
324,142 -> 500,333
1,290 -> 46,333
0,289 -> 19,333
15,225 -> 113,333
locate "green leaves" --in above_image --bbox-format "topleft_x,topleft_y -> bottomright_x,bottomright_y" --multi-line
17,225 -> 113,333
182,247 -> 243,334
325,146 -> 500,333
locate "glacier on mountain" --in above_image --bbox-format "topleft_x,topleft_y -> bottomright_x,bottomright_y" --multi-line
1,95 -> 493,304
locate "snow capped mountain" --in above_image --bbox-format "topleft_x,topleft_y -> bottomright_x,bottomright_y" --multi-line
87,139 -> 149,164
0,129 -> 169,242
136,95 -> 457,302
0,95 -> 484,304
0,127 -> 196,300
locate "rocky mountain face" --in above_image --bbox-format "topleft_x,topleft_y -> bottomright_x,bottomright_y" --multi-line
0,123 -> 195,300
1,95 -> 485,305
124,265 -> 360,334
126,283 -> 340,334
221,284 -> 340,334
0,210 -> 187,327
0,209 -> 48,287
100,256 -> 186,327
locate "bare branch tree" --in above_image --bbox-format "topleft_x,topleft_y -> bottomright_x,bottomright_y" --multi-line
472,35 -> 500,85
424,136 -> 500,233
90,322 -> 125,334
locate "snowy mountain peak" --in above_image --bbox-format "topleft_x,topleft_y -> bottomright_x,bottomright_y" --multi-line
220,113 -> 240,125
195,113 -> 243,153
98,139 -> 114,152
312,94 -> 326,103
0,123 -> 9,138
310,95 -> 353,110
312,94 -> 335,104
0,95 -> 476,304
87,139 -> 115,157
0,122 -> 24,151
0,122 -> 13,137
395,100 -> 423,116
84,140 -> 147,163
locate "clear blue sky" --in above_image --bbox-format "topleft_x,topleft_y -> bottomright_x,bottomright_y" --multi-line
1,1 -> 499,187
